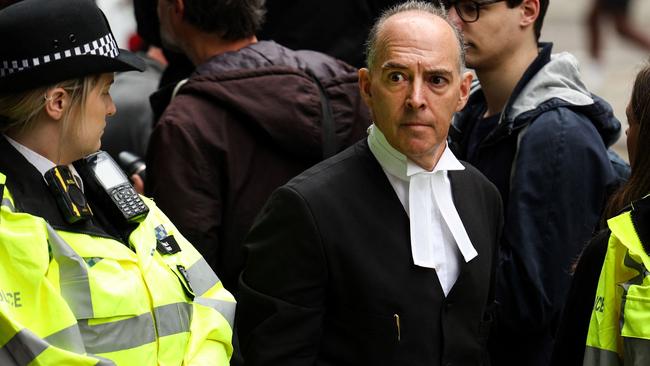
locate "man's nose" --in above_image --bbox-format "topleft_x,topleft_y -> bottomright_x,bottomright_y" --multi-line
406,80 -> 426,110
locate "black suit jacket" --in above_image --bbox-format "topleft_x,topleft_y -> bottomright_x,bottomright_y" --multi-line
237,140 -> 503,366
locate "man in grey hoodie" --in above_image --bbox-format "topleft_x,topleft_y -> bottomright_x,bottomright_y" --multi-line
444,0 -> 625,365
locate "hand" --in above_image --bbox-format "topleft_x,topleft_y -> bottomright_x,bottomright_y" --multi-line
131,174 -> 144,195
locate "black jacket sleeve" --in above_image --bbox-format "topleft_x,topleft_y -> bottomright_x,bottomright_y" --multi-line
236,186 -> 327,366
550,229 -> 610,366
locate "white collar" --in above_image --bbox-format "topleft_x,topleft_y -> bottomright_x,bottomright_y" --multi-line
367,124 -> 465,181
3,134 -> 84,191
367,124 -> 477,271
4,134 -> 56,176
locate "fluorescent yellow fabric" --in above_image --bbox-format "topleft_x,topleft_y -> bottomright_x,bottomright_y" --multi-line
0,176 -> 103,365
584,211 -> 650,366
0,173 -> 234,365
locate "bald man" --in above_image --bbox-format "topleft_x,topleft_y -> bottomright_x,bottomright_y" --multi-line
237,2 -> 502,365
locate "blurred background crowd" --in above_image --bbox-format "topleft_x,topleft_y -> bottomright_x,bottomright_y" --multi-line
541,0 -> 649,160
89,0 -> 650,161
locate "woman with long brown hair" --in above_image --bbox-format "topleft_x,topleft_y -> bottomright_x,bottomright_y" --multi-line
552,62 -> 650,365
602,66 -> 650,218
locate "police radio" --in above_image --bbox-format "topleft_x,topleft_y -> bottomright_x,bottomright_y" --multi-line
44,166 -> 93,223
75,151 -> 149,224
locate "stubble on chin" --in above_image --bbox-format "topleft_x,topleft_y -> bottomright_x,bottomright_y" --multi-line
159,30 -> 183,54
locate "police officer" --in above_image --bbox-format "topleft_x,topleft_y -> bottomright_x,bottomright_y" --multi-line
549,63 -> 650,365
582,63 -> 650,366
0,0 -> 235,365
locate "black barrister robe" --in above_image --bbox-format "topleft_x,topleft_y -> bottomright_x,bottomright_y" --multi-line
237,139 -> 503,366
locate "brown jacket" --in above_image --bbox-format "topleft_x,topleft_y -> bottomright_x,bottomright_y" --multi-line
146,41 -> 370,293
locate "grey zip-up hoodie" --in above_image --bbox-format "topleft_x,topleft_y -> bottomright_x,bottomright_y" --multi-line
449,43 -> 624,366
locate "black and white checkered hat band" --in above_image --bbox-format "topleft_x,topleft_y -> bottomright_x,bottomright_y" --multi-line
0,33 -> 119,78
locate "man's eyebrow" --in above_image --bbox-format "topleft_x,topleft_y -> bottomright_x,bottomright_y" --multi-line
425,67 -> 454,78
380,62 -> 455,76
381,61 -> 409,70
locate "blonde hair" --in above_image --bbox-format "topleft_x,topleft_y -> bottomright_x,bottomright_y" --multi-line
0,75 -> 102,156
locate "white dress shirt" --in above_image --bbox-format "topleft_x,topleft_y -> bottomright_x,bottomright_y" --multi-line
367,125 -> 477,295
4,134 -> 84,191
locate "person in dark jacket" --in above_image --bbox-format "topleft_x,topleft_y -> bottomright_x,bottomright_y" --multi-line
132,0 -> 196,117
237,3 -> 503,364
132,0 -> 402,119
551,61 -> 650,366
260,0 -> 402,68
443,0 -> 625,365
147,0 -> 370,295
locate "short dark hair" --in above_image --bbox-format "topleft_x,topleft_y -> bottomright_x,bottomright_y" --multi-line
506,0 -> 549,40
182,0 -> 266,40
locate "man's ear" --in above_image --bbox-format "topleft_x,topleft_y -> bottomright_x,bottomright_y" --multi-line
174,0 -> 186,18
44,88 -> 69,121
358,68 -> 373,108
456,71 -> 473,112
520,0 -> 540,28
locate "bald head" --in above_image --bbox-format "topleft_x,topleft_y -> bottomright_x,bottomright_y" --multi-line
365,1 -> 466,72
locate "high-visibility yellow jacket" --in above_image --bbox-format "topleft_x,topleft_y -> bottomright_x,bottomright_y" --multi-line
0,172 -> 235,365
584,198 -> 650,366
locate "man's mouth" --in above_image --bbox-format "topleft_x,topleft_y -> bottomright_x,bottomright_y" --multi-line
402,122 -> 431,128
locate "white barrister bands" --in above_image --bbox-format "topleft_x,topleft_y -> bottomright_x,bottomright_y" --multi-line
0,33 -> 119,78
367,124 -> 478,296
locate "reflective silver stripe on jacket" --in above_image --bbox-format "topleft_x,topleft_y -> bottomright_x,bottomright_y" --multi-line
186,257 -> 219,296
44,225 -> 210,354
0,328 -> 47,366
619,254 -> 650,365
155,302 -> 192,337
78,313 -> 156,355
583,346 -> 621,365
185,258 -> 235,328
79,304 -> 195,354
44,324 -> 86,354
1,198 -> 14,212
619,253 -> 648,330
623,337 -> 650,364
194,297 -> 235,329
0,327 -> 116,366
94,355 -> 118,365
46,224 -> 94,319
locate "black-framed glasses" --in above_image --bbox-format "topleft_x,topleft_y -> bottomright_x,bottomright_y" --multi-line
442,0 -> 506,23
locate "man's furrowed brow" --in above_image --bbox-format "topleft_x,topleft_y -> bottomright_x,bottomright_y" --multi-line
425,67 -> 454,78
381,61 -> 409,70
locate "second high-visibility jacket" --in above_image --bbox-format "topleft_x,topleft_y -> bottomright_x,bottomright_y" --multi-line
584,196 -> 650,366
0,167 -> 235,365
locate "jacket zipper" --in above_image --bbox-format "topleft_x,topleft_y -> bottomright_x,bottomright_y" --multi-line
394,313 -> 401,342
